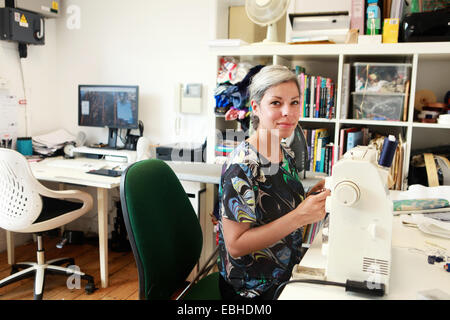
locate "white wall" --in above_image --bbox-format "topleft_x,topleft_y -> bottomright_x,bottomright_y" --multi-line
0,19 -> 59,251
1,0 -> 218,145
0,0 -> 219,251
56,0 -> 218,233
55,0 -> 215,146
0,20 -> 58,138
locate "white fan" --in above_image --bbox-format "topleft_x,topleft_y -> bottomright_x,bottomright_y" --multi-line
245,0 -> 290,45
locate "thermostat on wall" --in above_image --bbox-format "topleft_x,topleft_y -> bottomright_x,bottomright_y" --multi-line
175,83 -> 203,114
184,83 -> 202,98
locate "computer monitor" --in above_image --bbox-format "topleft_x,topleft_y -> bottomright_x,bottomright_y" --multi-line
78,85 -> 139,149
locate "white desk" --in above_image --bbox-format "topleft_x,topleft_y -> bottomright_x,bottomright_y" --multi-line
165,161 -> 222,267
165,161 -> 323,187
166,161 -> 222,185
7,156 -> 324,289
7,156 -> 224,288
279,216 -> 450,300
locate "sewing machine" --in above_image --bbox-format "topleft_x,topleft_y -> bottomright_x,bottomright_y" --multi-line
324,145 -> 393,294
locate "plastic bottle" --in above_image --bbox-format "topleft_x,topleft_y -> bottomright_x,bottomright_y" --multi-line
366,0 -> 381,35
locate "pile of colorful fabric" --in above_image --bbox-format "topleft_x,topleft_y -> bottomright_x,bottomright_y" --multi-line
214,58 -> 265,132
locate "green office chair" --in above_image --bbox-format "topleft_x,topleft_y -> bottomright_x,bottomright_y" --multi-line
120,159 -> 221,300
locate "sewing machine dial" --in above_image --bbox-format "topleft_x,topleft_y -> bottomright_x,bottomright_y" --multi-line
334,181 -> 360,206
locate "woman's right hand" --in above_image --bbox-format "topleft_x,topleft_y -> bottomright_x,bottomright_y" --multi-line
296,189 -> 330,226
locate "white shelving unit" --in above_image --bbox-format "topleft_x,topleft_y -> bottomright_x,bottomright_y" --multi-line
207,42 -> 450,189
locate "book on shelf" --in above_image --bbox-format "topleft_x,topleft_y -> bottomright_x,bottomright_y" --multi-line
395,134 -> 406,190
327,142 -> 335,175
312,129 -> 328,172
340,63 -> 351,119
304,129 -> 312,171
302,220 -> 323,248
296,67 -> 336,120
315,76 -> 322,118
402,80 -> 410,121
389,133 -> 405,191
339,127 -> 371,158
339,127 -> 359,159
309,75 -> 315,118
302,128 -> 334,174
316,138 -> 324,173
309,128 -> 316,171
325,77 -> 334,119
361,127 -> 370,146
299,72 -> 305,117
316,135 -> 330,173
346,130 -> 364,151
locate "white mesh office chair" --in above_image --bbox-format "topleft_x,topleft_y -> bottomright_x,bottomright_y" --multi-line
0,148 -> 96,299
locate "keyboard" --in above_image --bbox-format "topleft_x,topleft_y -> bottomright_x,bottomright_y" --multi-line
47,159 -> 104,170
87,169 -> 122,177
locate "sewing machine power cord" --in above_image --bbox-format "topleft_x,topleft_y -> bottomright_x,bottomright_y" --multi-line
273,279 -> 385,299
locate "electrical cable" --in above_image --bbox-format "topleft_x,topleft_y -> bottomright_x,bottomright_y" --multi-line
273,279 -> 345,300
18,52 -> 28,137
274,278 -> 386,299
118,128 -> 127,144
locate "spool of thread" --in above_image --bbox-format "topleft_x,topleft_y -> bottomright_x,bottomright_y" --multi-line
378,135 -> 398,168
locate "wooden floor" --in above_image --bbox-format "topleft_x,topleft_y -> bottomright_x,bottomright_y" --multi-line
0,235 -> 139,300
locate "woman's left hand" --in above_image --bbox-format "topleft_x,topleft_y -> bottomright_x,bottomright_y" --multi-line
306,179 -> 326,197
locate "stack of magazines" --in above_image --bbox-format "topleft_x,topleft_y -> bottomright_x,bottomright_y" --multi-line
32,129 -> 76,157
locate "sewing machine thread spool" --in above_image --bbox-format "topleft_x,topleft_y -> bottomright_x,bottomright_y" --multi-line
378,135 -> 398,168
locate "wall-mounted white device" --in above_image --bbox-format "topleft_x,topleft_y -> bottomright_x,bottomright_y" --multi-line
175,83 -> 203,114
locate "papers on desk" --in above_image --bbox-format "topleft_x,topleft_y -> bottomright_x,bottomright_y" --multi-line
391,184 -> 450,238
402,215 -> 450,239
32,129 -> 76,156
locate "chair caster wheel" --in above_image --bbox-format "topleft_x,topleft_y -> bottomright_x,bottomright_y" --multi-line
85,282 -> 96,294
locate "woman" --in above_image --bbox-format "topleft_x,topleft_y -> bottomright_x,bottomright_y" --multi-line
217,65 -> 330,300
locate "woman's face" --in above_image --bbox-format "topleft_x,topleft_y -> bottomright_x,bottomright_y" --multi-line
252,81 -> 300,139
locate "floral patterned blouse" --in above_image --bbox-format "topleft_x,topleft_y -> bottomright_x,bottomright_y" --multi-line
217,140 -> 305,298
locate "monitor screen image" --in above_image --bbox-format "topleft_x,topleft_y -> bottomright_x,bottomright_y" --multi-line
78,85 -> 139,129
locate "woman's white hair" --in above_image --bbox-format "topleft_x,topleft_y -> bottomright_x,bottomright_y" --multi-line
248,65 -> 300,130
